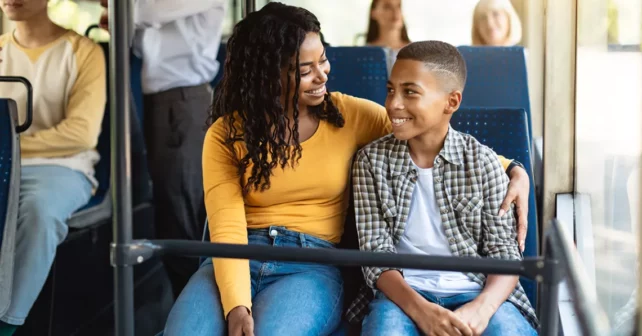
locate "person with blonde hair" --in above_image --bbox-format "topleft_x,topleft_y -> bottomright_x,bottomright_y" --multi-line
472,0 -> 522,46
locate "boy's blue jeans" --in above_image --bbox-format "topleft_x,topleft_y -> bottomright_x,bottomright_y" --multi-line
362,289 -> 538,335
163,226 -> 345,336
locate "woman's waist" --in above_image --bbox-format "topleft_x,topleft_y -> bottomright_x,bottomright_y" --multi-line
246,212 -> 345,244
246,218 -> 345,244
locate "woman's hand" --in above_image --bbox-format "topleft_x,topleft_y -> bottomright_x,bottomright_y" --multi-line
500,166 -> 530,252
227,306 -> 254,336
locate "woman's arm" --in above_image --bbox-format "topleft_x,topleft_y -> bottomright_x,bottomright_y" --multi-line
203,122 -> 252,319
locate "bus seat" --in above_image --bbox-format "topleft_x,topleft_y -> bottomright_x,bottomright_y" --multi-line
0,98 -> 20,316
451,107 -> 539,308
457,46 -> 533,142
325,46 -> 388,106
67,43 -> 152,229
210,42 -> 227,88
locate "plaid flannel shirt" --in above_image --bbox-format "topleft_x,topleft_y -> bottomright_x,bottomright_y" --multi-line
345,126 -> 539,329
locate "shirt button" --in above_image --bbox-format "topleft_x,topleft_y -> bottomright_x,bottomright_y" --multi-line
269,229 -> 278,237
435,176 -> 442,183
440,208 -> 448,214
449,238 -> 456,244
411,176 -> 418,182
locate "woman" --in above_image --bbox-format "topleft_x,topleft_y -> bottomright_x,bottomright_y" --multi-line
365,0 -> 410,50
365,0 -> 410,74
471,0 -> 523,46
163,3 -> 531,335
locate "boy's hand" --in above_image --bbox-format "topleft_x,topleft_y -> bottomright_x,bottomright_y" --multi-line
453,300 -> 495,336
411,299 -> 473,336
500,166 -> 529,252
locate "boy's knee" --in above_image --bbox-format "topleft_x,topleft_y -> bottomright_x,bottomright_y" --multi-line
362,294 -> 418,335
484,302 -> 536,335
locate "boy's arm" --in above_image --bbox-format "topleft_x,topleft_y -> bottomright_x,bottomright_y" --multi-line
351,150 -> 400,289
462,149 -> 522,317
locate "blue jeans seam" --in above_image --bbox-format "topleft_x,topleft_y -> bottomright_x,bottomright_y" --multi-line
318,279 -> 344,334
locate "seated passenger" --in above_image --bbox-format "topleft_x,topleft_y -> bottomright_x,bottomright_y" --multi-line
350,41 -> 537,336
472,0 -> 522,46
0,1 -> 105,334
365,0 -> 411,74
162,3 -> 531,335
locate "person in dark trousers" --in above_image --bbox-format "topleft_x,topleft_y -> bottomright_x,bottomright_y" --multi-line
100,0 -> 228,298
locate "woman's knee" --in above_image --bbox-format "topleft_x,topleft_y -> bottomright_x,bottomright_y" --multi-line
252,270 -> 344,335
164,262 -> 226,336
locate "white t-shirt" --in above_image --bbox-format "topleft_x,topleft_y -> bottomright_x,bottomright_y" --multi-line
395,164 -> 482,296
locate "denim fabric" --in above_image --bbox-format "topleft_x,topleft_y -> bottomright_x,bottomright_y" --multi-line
164,226 -> 344,336
0,165 -> 92,325
362,290 -> 538,336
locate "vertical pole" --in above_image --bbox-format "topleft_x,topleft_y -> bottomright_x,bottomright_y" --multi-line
242,0 -> 255,18
109,0 -> 134,334
539,237 -> 561,336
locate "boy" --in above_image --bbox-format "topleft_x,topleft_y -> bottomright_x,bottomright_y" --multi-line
0,0 -> 105,334
350,41 -> 538,335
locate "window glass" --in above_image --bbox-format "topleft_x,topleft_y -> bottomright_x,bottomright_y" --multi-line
575,0 -> 642,334
48,0 -> 109,42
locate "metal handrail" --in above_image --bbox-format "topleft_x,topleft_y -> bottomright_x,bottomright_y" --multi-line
0,76 -> 33,133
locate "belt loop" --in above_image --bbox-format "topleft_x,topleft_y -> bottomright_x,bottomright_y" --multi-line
299,233 -> 307,247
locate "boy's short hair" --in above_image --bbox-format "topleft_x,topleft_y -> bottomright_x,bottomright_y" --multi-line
396,40 -> 467,93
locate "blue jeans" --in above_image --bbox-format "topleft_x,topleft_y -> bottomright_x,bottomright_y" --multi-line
362,290 -> 538,336
163,226 -> 344,336
0,165 -> 92,325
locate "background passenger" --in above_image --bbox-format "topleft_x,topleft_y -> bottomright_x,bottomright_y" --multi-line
471,0 -> 522,47
365,0 -> 410,74
163,3 -> 532,335
0,0 -> 106,334
100,0 -> 228,299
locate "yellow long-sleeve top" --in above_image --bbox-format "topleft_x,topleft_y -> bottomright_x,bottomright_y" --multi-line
203,92 -> 512,317
0,30 -> 106,186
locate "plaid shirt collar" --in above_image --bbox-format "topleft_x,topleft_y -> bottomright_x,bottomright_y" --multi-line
389,125 -> 464,177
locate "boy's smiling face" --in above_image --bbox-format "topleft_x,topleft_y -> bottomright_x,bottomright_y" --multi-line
385,59 -> 462,141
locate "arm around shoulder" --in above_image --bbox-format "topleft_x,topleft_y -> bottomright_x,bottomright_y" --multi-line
333,92 -> 391,147
480,150 -> 521,261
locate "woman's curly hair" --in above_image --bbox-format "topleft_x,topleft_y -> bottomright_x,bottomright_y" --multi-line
209,2 -> 345,194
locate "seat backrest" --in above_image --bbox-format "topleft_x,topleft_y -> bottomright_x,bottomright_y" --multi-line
457,46 -> 533,142
325,47 -> 388,106
0,98 -> 20,315
451,107 -> 538,307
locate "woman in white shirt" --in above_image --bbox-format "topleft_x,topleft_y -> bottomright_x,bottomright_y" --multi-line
364,0 -> 410,74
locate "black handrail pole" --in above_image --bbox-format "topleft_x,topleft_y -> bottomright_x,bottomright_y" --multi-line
538,231 -> 561,336
0,76 -> 33,133
109,0 -> 135,334
242,0 -> 255,18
